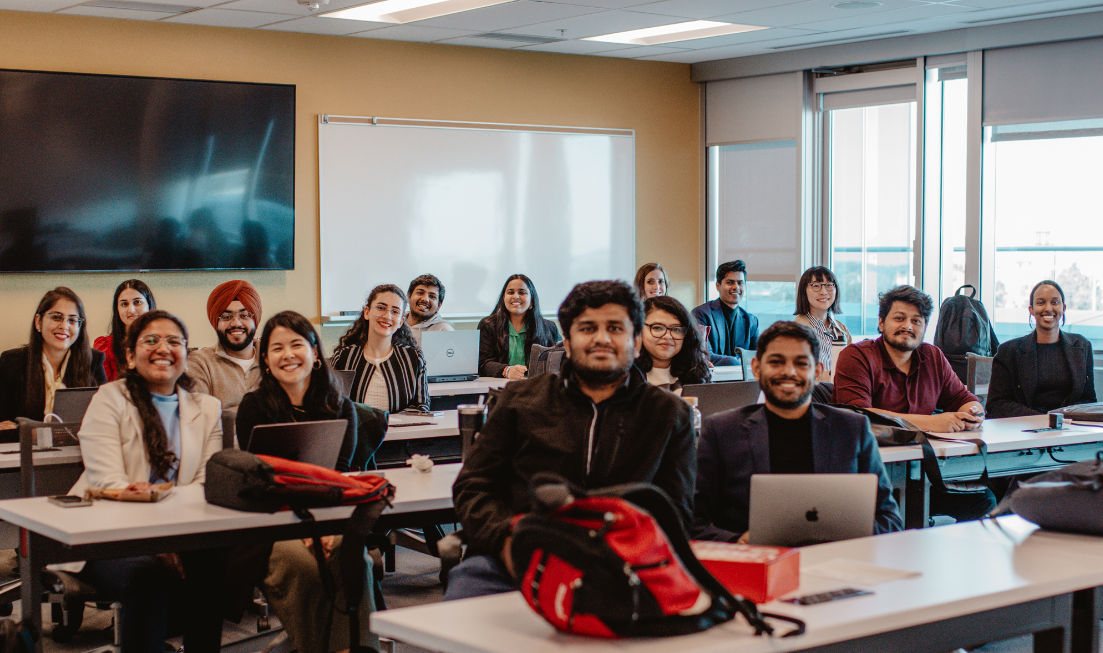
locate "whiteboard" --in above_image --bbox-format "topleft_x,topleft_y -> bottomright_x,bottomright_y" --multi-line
318,116 -> 635,319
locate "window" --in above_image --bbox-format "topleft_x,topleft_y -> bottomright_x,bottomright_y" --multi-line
922,66 -> 968,305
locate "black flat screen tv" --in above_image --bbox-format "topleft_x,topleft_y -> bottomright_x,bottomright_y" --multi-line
0,69 -> 295,272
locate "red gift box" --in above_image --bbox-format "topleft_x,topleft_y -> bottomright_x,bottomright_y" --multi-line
690,541 -> 800,604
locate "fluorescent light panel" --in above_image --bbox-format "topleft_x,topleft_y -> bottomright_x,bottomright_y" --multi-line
324,0 -> 513,24
583,20 -> 767,46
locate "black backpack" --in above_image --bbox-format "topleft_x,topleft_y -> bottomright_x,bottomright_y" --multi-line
934,285 -> 999,383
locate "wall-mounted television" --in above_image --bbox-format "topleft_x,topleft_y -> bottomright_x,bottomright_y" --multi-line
0,69 -> 295,272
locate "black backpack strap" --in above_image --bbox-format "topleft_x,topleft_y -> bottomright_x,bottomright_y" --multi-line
293,506 -> 338,650
339,500 -> 390,653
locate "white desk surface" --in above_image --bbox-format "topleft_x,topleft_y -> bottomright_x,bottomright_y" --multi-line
0,463 -> 459,547
429,377 -> 509,397
877,414 -> 1103,463
388,410 -> 459,440
710,366 -> 743,382
371,516 -> 1103,653
0,445 -> 83,470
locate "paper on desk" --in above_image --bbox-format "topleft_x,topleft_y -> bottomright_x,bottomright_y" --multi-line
802,559 -> 920,586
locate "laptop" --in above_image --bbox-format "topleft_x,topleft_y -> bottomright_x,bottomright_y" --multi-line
52,388 -> 98,424
749,474 -> 878,547
333,369 -> 356,396
422,330 -> 480,383
246,420 -> 348,468
682,381 -> 763,419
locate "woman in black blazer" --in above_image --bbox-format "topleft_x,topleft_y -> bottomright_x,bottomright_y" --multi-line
987,280 -> 1096,418
0,287 -> 106,427
478,274 -> 560,379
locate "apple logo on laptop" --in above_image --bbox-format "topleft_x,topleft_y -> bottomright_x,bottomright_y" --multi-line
805,508 -> 819,522
446,348 -> 455,357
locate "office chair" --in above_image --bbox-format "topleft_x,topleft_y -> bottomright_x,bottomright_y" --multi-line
966,353 -> 993,406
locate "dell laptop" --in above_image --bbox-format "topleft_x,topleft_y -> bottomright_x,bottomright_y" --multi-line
749,474 -> 878,547
422,330 -> 480,383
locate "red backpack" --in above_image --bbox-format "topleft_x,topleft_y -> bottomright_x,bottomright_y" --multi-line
509,474 -> 804,639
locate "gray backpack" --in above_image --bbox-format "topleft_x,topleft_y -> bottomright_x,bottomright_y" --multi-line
998,453 -> 1103,535
934,285 -> 999,383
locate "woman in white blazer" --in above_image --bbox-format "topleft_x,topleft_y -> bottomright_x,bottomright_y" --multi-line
75,310 -> 225,653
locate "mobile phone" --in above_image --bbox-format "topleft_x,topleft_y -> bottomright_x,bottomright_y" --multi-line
784,588 -> 872,605
48,495 -> 91,508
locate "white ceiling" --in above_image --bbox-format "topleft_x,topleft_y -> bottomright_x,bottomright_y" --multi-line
6,0 -> 1103,63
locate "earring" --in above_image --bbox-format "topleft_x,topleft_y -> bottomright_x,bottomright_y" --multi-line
1028,315 -> 1035,329
313,360 -> 321,370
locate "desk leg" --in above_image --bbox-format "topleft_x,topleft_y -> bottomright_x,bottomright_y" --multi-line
18,528 -> 43,653
1070,587 -> 1101,653
904,461 -> 930,530
1033,592 -> 1073,653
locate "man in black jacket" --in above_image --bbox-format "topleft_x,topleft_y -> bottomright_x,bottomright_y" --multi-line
446,280 -> 696,600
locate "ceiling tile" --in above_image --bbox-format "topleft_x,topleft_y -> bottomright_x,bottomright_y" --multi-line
668,25 -> 821,48
220,0 -> 370,17
506,8 -> 692,38
713,0 -> 937,28
415,0 -> 602,31
638,45 -> 768,61
792,1 -> 976,28
593,43 -> 690,56
163,7 -> 291,26
631,0 -> 807,19
537,0 -> 669,10
0,0 -> 87,9
353,24 -> 479,40
57,6 -> 170,19
260,14 -> 387,33
516,38 -> 637,53
433,35 -> 527,47
939,0 -> 1065,6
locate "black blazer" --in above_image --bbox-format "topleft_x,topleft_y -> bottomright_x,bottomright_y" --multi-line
986,331 -> 1096,418
690,300 -> 759,362
0,346 -> 107,422
477,315 -> 560,378
693,403 -> 902,542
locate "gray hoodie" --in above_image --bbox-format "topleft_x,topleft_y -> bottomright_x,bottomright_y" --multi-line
407,312 -> 455,347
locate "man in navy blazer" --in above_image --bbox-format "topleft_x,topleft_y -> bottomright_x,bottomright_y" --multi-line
692,260 -> 760,367
693,321 -> 902,542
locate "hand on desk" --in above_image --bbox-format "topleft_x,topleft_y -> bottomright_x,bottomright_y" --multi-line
0,421 -> 15,430
914,411 -> 983,433
504,365 -> 527,380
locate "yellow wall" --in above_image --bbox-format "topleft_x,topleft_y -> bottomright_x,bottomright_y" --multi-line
0,10 -> 700,353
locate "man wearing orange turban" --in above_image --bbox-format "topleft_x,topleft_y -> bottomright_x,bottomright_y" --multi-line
189,280 -> 264,410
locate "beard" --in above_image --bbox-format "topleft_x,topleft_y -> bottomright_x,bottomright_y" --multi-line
569,345 -> 634,387
884,329 -> 921,353
761,376 -> 815,410
218,326 -> 257,353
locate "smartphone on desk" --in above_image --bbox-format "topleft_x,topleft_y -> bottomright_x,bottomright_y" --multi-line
48,495 -> 91,508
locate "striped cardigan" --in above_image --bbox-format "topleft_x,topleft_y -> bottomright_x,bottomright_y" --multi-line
330,343 -> 430,413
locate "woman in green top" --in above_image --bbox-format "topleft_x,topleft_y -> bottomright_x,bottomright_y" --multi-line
477,274 -> 560,379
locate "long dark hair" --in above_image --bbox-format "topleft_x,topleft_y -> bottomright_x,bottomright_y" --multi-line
123,310 -> 192,482
633,263 -> 668,301
108,279 -> 157,370
480,274 -> 557,358
795,266 -> 842,316
636,296 -> 710,385
23,287 -> 96,418
256,311 -> 342,419
337,284 -> 418,350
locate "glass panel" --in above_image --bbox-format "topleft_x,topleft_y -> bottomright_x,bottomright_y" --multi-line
745,281 -> 797,333
828,102 -> 917,336
922,70 -> 968,306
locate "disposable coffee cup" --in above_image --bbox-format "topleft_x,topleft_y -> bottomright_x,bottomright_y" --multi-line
458,404 -> 488,462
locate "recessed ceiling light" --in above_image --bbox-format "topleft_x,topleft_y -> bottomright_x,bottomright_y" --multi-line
583,20 -> 768,46
323,0 -> 514,24
831,1 -> 883,8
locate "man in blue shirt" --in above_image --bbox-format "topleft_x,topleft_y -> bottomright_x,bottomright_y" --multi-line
692,260 -> 760,366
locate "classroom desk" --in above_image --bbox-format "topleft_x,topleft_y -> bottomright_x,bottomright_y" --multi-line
0,446 -> 84,549
0,463 -> 460,650
388,411 -> 460,441
710,365 -> 743,382
372,516 -> 1103,653
429,377 -> 509,410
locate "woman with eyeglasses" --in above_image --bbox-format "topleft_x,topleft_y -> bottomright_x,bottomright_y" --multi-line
0,287 -> 107,428
94,279 -> 157,382
478,274 -> 560,379
633,263 -> 669,301
331,284 -> 429,412
637,296 -> 710,393
793,266 -> 851,383
72,310 -> 225,653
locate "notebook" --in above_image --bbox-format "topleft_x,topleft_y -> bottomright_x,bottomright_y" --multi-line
246,419 -> 348,469
422,330 -> 480,383
749,474 -> 878,547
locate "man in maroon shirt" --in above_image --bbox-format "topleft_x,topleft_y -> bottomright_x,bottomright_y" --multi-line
833,285 -> 985,432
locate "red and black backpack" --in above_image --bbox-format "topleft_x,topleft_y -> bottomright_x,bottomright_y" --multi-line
509,473 -> 805,639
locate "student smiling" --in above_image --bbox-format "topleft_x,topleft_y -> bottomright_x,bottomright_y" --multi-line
93,279 -> 156,382
477,274 -> 560,379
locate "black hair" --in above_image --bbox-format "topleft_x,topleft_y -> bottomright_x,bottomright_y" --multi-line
256,311 -> 342,418
878,285 -> 934,323
24,287 -> 96,418
123,310 -> 192,482
408,274 -> 446,306
558,280 -> 644,337
795,266 -> 842,316
1029,279 -> 1067,327
632,263 -> 668,301
715,260 -> 747,285
479,274 -> 558,357
108,279 -> 157,372
637,296 -> 710,384
755,321 -> 821,363
337,284 -> 418,350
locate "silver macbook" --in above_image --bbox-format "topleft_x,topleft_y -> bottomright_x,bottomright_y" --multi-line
749,474 -> 878,547
52,388 -> 98,424
422,330 -> 480,383
682,381 -> 762,418
246,420 -> 348,469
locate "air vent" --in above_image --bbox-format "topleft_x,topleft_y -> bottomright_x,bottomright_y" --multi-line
962,3 -> 1103,24
771,30 -> 911,49
471,33 -> 564,45
83,0 -> 198,11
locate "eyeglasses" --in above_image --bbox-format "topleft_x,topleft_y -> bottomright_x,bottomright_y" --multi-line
44,312 -> 84,327
137,335 -> 187,350
218,310 -> 254,323
646,323 -> 687,339
809,282 -> 836,293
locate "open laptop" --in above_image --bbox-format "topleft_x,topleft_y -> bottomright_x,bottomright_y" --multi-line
682,381 -> 763,419
52,388 -> 98,424
422,330 -> 480,383
246,420 -> 348,468
749,474 -> 878,547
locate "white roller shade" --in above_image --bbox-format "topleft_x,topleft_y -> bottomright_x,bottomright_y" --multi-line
705,72 -> 803,146
821,85 -> 916,111
984,37 -> 1103,126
